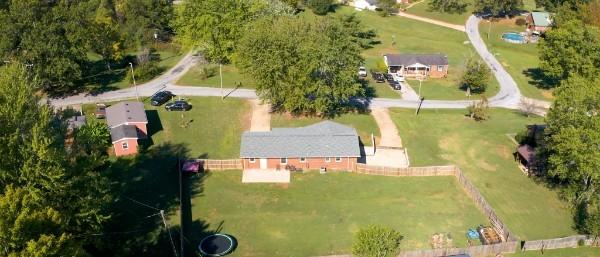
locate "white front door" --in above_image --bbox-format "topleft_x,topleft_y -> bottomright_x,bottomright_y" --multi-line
260,158 -> 268,169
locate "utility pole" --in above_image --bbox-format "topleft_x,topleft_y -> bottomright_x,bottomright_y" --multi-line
488,19 -> 492,40
129,62 -> 139,101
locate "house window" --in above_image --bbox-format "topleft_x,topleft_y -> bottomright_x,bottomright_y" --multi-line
122,142 -> 128,149
280,158 -> 287,164
335,157 -> 342,162
300,157 -> 306,163
437,65 -> 444,71
325,157 -> 331,162
249,158 -> 256,163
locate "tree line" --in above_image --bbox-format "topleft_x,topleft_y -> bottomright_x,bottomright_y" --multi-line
0,0 -> 173,92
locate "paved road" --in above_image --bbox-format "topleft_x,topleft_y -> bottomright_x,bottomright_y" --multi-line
49,15 -> 540,111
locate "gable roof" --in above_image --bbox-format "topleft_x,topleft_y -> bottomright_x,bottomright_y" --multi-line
531,12 -> 552,27
106,102 -> 148,128
110,124 -> 139,143
384,54 -> 449,67
240,121 -> 361,158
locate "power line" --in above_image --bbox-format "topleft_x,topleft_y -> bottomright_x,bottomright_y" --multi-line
160,210 -> 179,257
123,196 -> 161,211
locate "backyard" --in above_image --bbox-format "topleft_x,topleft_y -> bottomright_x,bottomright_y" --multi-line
479,18 -> 554,100
390,108 -> 576,240
174,171 -> 489,256
271,112 -> 381,146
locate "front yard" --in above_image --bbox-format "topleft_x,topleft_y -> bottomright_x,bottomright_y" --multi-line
175,171 -> 489,256
390,108 -> 576,240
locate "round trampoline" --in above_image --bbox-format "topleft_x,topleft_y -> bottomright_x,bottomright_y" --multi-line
198,234 -> 236,256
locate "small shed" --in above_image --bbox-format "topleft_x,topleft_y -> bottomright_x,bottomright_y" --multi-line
516,144 -> 537,174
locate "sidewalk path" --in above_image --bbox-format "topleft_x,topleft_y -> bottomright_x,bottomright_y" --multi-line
249,99 -> 271,131
396,11 -> 466,32
370,107 -> 403,147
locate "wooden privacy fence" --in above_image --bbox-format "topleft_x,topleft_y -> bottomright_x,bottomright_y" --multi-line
195,159 -> 242,171
315,241 -> 519,257
454,167 -> 517,242
522,235 -> 599,251
354,164 -> 456,177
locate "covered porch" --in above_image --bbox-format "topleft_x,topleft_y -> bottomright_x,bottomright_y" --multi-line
388,64 -> 430,78
242,169 -> 291,183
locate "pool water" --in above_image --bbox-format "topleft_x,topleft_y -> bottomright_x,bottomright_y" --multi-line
502,32 -> 526,43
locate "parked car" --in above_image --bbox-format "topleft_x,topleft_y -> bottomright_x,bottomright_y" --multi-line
151,90 -> 173,106
372,72 -> 386,83
358,66 -> 367,77
392,73 -> 405,82
385,73 -> 394,82
95,103 -> 107,119
390,81 -> 402,90
165,100 -> 191,111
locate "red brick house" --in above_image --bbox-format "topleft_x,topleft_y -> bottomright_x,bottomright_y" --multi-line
240,121 -> 361,171
526,12 -> 552,34
106,102 -> 148,156
384,54 -> 449,79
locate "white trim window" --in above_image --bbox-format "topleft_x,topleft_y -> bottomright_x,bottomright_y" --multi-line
325,157 -> 331,163
437,65 -> 444,71
122,142 -> 129,149
280,158 -> 287,164
300,157 -> 306,163
249,158 -> 256,163
335,157 -> 342,163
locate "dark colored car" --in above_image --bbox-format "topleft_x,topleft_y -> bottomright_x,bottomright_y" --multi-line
390,81 -> 402,90
372,72 -> 386,83
165,100 -> 191,111
151,91 -> 173,106
95,103 -> 107,119
385,73 -> 394,82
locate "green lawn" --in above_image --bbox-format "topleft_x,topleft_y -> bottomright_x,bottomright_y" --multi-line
409,75 -> 500,100
144,97 -> 250,159
271,112 -> 381,146
405,0 -> 475,25
84,97 -> 250,159
176,63 -> 256,89
175,171 -> 489,256
84,46 -> 186,93
332,7 -> 498,100
390,108 -> 576,240
507,247 -> 600,257
479,19 -> 554,100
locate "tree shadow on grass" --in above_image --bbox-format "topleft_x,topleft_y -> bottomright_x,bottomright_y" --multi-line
89,143 -> 217,257
523,68 -> 558,90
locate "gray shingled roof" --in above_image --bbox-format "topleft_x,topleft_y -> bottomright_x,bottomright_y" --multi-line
110,124 -> 138,143
240,121 -> 361,158
384,54 -> 448,66
106,102 -> 147,128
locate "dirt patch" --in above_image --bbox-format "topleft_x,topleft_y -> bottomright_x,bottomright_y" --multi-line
541,90 -> 555,99
496,18 -> 519,26
496,145 -> 511,159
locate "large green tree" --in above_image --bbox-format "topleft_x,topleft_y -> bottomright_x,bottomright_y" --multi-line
235,16 -> 364,116
461,57 -> 491,93
0,64 -> 111,255
428,0 -> 470,14
545,75 -> 600,234
474,0 -> 523,16
539,20 -> 600,83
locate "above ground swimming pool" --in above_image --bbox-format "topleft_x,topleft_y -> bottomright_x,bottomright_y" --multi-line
198,234 -> 236,256
502,32 -> 526,44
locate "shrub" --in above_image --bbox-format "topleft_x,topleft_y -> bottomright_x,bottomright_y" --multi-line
195,64 -> 218,80
306,0 -> 333,15
461,57 -> 491,94
467,96 -> 490,121
515,18 -> 527,26
352,225 -> 403,257
375,59 -> 389,73
128,61 -> 162,83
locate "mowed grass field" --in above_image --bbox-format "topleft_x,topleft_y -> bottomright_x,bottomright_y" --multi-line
176,171 -> 489,256
144,97 -> 250,159
177,63 -> 256,89
390,108 -> 576,240
479,19 -> 554,100
271,112 -> 381,146
405,0 -> 475,25
507,247 -> 600,257
333,7 -> 499,100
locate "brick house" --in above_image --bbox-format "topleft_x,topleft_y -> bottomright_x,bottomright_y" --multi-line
106,102 -> 148,156
353,0 -> 409,10
526,12 -> 552,34
383,54 -> 449,79
240,121 -> 361,171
